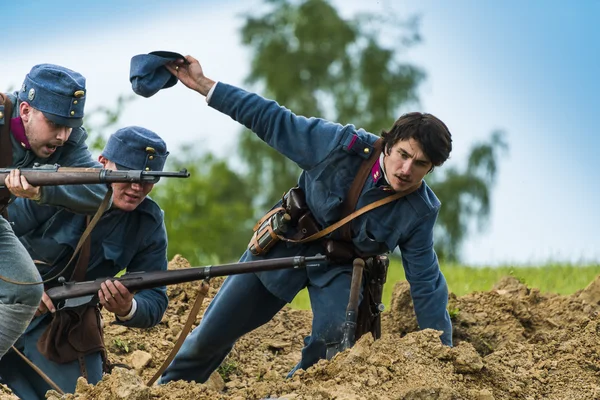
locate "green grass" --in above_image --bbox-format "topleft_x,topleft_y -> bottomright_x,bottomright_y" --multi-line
289,259 -> 600,310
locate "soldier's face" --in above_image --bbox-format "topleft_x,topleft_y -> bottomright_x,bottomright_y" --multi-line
21,104 -> 72,158
383,138 -> 432,192
99,158 -> 154,212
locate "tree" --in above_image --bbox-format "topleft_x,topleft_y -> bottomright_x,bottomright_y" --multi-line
83,97 -> 256,265
239,0 -> 424,209
151,147 -> 255,265
239,0 -> 508,262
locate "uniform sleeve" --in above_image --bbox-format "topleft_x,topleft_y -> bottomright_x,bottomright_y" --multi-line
208,82 -> 352,170
398,210 -> 453,346
113,215 -> 169,328
38,128 -> 109,214
7,197 -> 60,237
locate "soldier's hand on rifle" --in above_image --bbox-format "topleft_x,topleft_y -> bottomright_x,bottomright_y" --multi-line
35,292 -> 56,317
99,280 -> 134,318
4,169 -> 42,201
166,55 -> 215,97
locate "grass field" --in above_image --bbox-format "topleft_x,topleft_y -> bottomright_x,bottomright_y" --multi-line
289,258 -> 600,310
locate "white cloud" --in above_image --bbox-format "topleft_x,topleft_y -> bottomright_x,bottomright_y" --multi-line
3,1 -> 598,266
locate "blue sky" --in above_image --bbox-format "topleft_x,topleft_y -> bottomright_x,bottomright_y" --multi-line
2,1 -> 598,266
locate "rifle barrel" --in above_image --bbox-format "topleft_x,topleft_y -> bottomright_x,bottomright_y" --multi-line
0,167 -> 190,187
46,255 -> 327,303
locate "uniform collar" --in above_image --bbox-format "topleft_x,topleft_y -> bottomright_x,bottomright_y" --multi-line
10,117 -> 31,150
372,152 -> 393,190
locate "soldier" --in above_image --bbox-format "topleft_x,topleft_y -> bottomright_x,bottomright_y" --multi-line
154,55 -> 453,384
0,127 -> 170,398
0,64 -> 108,360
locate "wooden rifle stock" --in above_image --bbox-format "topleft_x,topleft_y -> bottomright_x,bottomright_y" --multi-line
47,255 -> 327,304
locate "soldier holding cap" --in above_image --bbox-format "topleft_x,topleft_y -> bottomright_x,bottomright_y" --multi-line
0,64 -> 108,361
0,126 -> 170,397
154,55 -> 453,384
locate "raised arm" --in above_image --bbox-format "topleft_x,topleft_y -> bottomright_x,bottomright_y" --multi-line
167,55 -> 351,170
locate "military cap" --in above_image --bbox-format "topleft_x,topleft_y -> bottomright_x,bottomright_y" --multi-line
18,64 -> 87,128
129,51 -> 186,98
101,126 -> 169,172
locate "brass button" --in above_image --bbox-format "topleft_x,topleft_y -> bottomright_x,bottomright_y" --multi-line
70,111 -> 75,116
145,167 -> 150,171
73,100 -> 78,105
363,148 -> 370,154
145,146 -> 156,154
0,111 -> 4,119
148,155 -> 154,160
74,90 -> 85,98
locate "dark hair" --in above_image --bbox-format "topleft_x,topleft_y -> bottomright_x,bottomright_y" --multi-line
380,112 -> 453,169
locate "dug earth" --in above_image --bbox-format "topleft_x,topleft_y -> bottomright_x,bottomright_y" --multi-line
2,255 -> 600,400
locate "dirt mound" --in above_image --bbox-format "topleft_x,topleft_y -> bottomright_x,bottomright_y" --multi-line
4,257 -> 600,400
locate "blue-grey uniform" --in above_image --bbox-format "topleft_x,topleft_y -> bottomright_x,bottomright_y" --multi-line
0,127 -> 169,399
0,64 -> 107,361
160,83 -> 452,384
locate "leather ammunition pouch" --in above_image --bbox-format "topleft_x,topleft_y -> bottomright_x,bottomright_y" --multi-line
248,187 -> 320,256
248,206 -> 289,256
37,303 -> 107,370
36,217 -> 108,376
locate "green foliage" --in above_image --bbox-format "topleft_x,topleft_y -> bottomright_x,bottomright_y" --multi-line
239,0 -> 424,208
74,0 -> 510,268
151,146 -> 255,265
112,338 -> 130,354
428,131 -> 509,261
217,359 -> 239,382
290,257 -> 600,310
448,307 -> 460,320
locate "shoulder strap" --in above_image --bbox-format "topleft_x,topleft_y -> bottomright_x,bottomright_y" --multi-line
0,93 -> 14,215
340,138 -> 384,242
277,137 -> 419,245
71,216 -> 92,282
279,190 -> 411,244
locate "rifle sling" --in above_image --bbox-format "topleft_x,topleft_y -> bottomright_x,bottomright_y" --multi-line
71,215 -> 92,283
11,346 -> 65,395
0,93 -> 14,216
340,138 -> 384,242
278,191 -> 410,244
277,138 -> 419,244
146,279 -> 211,386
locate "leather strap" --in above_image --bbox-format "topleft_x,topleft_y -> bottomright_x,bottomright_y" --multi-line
11,345 -> 65,395
277,137 -> 418,245
71,216 -> 92,282
0,93 -> 14,216
340,138 -> 384,242
249,206 -> 286,254
146,279 -> 210,386
278,189 -> 416,244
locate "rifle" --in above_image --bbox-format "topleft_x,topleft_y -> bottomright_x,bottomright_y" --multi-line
46,255 -> 328,309
0,164 -> 190,187
326,258 -> 364,359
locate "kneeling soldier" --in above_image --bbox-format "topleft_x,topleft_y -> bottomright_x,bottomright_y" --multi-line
0,127 -> 170,398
